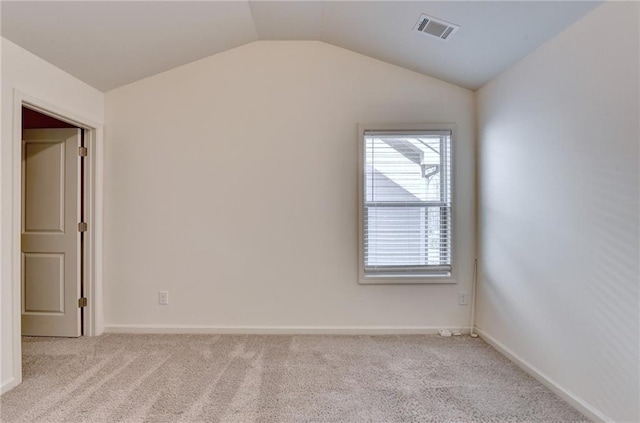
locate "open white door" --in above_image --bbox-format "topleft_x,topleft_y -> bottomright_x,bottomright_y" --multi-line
21,128 -> 82,337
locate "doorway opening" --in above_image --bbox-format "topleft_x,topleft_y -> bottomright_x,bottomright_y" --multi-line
4,91 -> 103,393
21,107 -> 87,337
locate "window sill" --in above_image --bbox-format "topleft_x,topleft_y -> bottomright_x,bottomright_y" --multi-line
359,275 -> 457,285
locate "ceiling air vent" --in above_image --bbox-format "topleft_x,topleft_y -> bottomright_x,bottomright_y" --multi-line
414,14 -> 460,41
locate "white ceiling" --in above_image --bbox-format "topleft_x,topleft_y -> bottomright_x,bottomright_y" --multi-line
1,1 -> 601,92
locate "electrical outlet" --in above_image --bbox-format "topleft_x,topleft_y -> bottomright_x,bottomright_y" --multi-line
458,291 -> 468,305
159,291 -> 169,305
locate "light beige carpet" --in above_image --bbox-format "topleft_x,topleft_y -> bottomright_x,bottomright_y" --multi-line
1,334 -> 588,423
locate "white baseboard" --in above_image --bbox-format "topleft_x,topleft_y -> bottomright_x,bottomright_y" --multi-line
1,377 -> 18,395
105,324 -> 471,335
476,328 -> 610,423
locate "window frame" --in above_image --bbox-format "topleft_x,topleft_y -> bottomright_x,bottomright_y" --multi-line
357,123 -> 457,285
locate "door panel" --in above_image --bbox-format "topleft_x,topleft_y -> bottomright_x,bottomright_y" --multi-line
22,128 -> 81,337
23,253 -> 65,313
24,141 -> 65,233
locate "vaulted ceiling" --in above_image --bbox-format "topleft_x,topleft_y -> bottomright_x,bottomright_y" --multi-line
1,1 -> 601,92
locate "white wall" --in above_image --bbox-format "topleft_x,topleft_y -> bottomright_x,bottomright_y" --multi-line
476,3 -> 639,422
1,38 -> 104,392
104,41 -> 475,332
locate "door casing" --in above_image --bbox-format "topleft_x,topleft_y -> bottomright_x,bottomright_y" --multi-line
8,90 -> 104,390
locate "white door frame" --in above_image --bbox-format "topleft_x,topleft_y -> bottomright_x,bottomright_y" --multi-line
10,89 -> 104,388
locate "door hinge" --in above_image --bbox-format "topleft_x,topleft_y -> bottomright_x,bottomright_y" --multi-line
78,297 -> 88,308
78,146 -> 88,157
78,222 -> 88,232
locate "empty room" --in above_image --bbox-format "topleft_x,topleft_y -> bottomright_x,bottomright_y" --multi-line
0,1 -> 638,422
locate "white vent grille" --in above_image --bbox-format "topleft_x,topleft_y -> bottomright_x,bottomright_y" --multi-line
414,14 -> 460,41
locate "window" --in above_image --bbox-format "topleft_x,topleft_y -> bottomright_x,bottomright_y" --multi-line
359,126 -> 453,282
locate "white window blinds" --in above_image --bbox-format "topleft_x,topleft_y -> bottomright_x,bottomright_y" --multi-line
362,130 -> 452,278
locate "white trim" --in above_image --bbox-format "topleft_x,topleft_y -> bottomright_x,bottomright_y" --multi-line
92,125 -> 105,336
477,328 -> 611,423
10,91 -> 22,390
105,324 -> 472,336
20,94 -> 101,129
1,377 -> 18,395
9,90 -> 105,391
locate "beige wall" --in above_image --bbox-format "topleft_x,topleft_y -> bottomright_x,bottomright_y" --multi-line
1,37 -> 104,392
104,41 -> 476,332
476,3 -> 639,422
